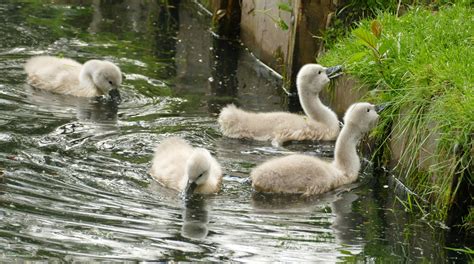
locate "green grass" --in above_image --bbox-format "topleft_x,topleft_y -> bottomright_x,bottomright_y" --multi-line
445,246 -> 474,256
319,3 -> 473,225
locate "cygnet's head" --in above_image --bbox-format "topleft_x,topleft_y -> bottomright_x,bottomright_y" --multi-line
185,148 -> 212,194
343,102 -> 382,133
85,60 -> 122,103
296,64 -> 342,94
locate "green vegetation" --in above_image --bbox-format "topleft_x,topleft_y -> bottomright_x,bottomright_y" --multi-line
319,3 -> 473,225
446,246 -> 474,263
323,0 -> 466,49
254,1 -> 293,31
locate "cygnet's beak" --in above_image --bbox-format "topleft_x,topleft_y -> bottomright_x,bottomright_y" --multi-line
109,89 -> 122,104
375,103 -> 389,113
185,180 -> 198,196
326,65 -> 343,79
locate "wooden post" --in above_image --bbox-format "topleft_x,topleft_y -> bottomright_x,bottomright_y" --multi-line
211,0 -> 242,39
209,0 -> 339,110
287,0 -> 337,111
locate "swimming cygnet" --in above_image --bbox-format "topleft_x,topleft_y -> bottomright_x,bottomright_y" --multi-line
24,56 -> 122,102
150,137 -> 222,194
218,64 -> 342,146
250,102 -> 383,195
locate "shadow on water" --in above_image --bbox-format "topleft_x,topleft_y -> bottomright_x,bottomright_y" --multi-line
0,0 -> 471,262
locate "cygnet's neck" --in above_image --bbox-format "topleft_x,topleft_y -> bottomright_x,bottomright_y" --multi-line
79,61 -> 102,97
298,89 -> 339,131
332,123 -> 362,179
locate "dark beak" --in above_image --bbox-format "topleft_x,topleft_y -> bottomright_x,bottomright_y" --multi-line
375,103 -> 389,113
185,181 -> 198,196
108,89 -> 122,104
326,65 -> 343,79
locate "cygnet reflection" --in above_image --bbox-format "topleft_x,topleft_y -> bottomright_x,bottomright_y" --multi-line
251,191 -> 332,212
330,191 -> 364,247
25,85 -> 119,126
251,184 -> 363,250
75,99 -> 118,124
148,180 -> 211,240
181,195 -> 210,240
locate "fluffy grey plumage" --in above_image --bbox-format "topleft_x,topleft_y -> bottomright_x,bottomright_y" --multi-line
24,56 -> 122,100
251,102 -> 380,195
218,64 -> 341,146
150,137 -> 222,194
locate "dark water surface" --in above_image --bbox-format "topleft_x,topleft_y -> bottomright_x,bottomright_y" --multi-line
0,0 -> 469,262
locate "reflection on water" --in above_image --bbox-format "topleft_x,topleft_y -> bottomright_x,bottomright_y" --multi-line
0,0 -> 470,262
182,196 -> 210,240
26,86 -> 119,123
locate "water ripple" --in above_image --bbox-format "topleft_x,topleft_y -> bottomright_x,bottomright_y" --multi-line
0,0 -> 459,263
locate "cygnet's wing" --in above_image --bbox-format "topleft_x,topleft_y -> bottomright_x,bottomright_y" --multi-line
218,104 -> 313,141
251,154 -> 336,195
150,137 -> 193,192
24,56 -> 82,94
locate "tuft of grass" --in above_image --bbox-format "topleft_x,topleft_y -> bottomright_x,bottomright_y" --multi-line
319,3 -> 473,226
445,247 -> 474,255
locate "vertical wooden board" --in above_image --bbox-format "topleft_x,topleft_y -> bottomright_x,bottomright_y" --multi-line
240,0 -> 259,56
240,0 -> 292,73
209,0 -> 241,38
288,0 -> 337,110
299,0 -> 335,64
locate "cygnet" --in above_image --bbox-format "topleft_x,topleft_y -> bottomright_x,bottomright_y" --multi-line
150,137 -> 222,194
218,64 -> 342,146
24,56 -> 122,102
250,102 -> 383,195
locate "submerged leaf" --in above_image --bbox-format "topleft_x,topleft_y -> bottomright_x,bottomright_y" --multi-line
340,249 -> 354,255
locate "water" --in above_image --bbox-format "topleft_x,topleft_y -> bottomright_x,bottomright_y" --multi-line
0,0 -> 470,262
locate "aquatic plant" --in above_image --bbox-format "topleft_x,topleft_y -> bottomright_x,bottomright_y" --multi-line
319,3 -> 473,226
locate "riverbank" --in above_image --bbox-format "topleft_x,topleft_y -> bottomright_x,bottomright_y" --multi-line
319,3 -> 473,228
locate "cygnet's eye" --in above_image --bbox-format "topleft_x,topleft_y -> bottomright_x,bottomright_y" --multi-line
318,70 -> 322,74
108,80 -> 113,85
367,108 -> 370,112
197,172 -> 204,179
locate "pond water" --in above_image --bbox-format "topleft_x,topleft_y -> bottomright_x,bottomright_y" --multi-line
0,0 -> 470,262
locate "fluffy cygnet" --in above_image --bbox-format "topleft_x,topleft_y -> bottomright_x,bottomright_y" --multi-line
250,102 -> 382,195
24,56 -> 122,102
218,64 -> 342,146
150,137 -> 222,194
